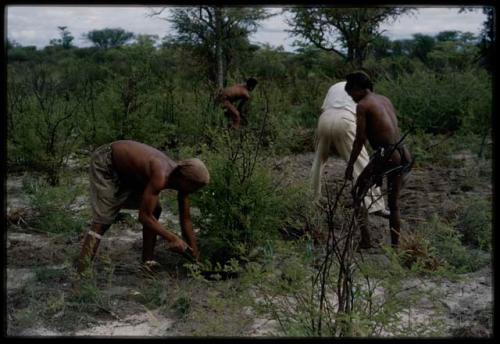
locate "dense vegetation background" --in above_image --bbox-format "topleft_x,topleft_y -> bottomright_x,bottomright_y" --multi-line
7,8 -> 493,181
6,7 -> 494,337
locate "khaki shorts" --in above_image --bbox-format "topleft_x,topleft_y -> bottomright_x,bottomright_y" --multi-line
89,144 -> 142,225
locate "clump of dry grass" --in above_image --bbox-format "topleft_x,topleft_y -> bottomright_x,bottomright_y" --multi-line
399,231 -> 445,271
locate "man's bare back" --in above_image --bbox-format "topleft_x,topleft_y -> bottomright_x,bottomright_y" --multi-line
111,140 -> 178,187
218,84 -> 251,102
356,93 -> 400,150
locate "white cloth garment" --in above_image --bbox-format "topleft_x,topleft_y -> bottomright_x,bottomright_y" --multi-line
321,81 -> 357,113
311,82 -> 386,213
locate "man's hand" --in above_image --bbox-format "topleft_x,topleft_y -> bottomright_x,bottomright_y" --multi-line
345,165 -> 354,181
165,239 -> 199,263
165,237 -> 191,254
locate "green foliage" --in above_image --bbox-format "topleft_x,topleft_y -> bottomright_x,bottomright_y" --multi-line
456,196 -> 492,252
138,275 -> 170,309
191,125 -> 309,264
7,62 -> 83,184
34,266 -> 68,284
172,294 -> 192,319
406,132 -> 460,168
249,238 -> 447,337
418,215 -> 490,273
286,7 -> 414,67
7,27 -> 492,174
49,26 -> 74,49
376,67 -> 491,135
165,6 -> 273,86
23,175 -> 86,235
84,28 -> 134,49
70,256 -> 116,315
399,230 -> 447,273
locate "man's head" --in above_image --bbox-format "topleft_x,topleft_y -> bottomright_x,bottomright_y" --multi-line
246,77 -> 258,91
345,71 -> 373,103
170,158 -> 210,194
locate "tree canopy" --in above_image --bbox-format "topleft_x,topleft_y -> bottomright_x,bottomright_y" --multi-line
286,7 -> 415,67
84,28 -> 135,49
150,6 -> 274,88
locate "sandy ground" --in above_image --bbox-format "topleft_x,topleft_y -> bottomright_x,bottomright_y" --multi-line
5,150 -> 493,337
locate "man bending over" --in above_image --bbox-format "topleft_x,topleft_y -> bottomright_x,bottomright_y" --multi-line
77,140 -> 210,273
215,77 -> 258,129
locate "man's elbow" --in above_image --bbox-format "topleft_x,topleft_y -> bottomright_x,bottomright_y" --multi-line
138,212 -> 155,226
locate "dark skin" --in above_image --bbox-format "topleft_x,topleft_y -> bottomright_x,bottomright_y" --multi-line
216,82 -> 256,129
77,140 -> 204,274
345,87 -> 411,248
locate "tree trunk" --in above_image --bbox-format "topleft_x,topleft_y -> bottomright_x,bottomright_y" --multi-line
214,6 -> 224,89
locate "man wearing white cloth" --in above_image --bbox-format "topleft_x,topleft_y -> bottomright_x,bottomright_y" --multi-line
311,81 -> 389,217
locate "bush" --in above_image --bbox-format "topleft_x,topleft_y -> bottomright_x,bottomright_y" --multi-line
23,175 -> 86,235
406,131 -> 461,168
376,67 -> 491,135
418,215 -> 490,273
399,230 -> 446,272
192,128 -> 304,264
456,196 -> 492,252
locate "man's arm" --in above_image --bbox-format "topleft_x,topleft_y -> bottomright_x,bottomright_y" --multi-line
345,103 -> 368,180
178,192 -> 200,260
237,93 -> 249,114
138,162 -> 188,252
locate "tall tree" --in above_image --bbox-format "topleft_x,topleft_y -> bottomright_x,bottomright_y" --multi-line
49,26 -> 74,49
149,6 -> 274,89
84,28 -> 134,49
286,7 -> 415,68
459,6 -> 495,73
478,7 -> 495,73
411,33 -> 436,63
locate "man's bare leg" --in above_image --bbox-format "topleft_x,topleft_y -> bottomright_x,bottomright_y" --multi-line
352,164 -> 375,249
77,222 -> 111,274
387,173 -> 403,247
223,101 -> 241,129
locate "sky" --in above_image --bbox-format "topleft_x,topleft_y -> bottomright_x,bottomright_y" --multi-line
5,6 -> 488,51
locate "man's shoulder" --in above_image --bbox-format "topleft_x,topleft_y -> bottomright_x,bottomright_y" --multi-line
372,93 -> 391,103
147,156 -> 177,187
149,154 -> 176,170
356,98 -> 371,111
361,93 -> 388,107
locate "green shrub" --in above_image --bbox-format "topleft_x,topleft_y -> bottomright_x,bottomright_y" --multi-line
138,276 -> 170,309
192,128 -> 304,264
376,67 -> 491,135
407,131 -> 460,168
172,294 -> 192,319
23,175 -> 86,236
418,215 -> 490,273
456,196 -> 492,252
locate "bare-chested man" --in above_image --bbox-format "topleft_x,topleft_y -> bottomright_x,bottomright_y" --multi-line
77,140 -> 210,274
344,71 -> 412,248
215,77 -> 258,129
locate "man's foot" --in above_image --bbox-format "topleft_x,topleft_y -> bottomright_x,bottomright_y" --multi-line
140,260 -> 162,274
371,208 -> 390,218
144,260 -> 161,269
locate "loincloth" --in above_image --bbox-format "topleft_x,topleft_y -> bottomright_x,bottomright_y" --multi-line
89,144 -> 143,225
370,142 -> 412,186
